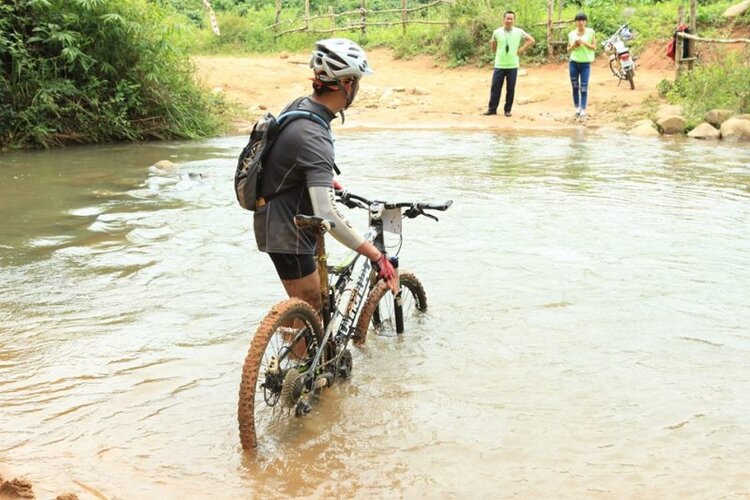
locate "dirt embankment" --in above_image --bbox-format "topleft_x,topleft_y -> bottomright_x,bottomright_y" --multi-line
193,45 -> 675,134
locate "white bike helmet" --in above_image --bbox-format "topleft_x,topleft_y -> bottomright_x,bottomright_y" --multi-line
309,38 -> 373,82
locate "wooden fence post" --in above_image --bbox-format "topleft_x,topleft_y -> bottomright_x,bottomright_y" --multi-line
274,0 -> 282,38
329,6 -> 335,32
201,0 -> 221,36
402,0 -> 408,35
688,0 -> 697,71
361,0 -> 367,37
304,0 -> 310,31
675,5 -> 684,79
547,0 -> 553,59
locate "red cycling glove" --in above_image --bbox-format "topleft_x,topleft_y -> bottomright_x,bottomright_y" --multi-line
371,253 -> 396,281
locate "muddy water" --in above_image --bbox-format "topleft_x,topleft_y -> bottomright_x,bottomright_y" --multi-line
1,132 -> 749,498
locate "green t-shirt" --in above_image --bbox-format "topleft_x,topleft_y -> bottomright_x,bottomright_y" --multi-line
492,27 -> 528,69
568,27 -> 596,63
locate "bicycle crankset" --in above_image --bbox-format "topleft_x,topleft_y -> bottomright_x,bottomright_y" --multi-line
336,349 -> 353,379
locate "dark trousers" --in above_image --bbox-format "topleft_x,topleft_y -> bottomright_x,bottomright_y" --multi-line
487,67 -> 518,114
569,61 -> 591,109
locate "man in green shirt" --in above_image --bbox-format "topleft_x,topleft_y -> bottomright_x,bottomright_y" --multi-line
483,10 -> 535,117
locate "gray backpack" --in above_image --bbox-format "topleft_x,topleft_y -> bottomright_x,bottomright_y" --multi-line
234,109 -> 329,211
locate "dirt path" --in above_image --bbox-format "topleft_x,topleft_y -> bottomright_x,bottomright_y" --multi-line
193,46 -> 673,133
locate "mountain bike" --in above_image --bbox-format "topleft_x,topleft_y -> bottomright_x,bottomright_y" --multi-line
238,190 -> 452,450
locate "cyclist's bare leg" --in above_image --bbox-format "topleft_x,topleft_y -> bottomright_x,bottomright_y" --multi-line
281,270 -> 322,311
280,270 -> 322,358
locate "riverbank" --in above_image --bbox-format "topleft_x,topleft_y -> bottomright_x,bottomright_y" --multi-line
193,45 -> 674,134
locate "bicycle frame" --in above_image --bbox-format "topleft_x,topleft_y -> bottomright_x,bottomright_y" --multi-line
291,192 -> 450,387
298,208 -> 387,379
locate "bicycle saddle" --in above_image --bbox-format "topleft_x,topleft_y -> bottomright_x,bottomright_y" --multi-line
294,214 -> 337,231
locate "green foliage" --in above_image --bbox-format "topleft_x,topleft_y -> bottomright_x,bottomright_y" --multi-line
666,52 -> 750,127
0,0 -> 224,149
656,78 -> 673,97
175,0 -> 743,68
445,27 -> 477,65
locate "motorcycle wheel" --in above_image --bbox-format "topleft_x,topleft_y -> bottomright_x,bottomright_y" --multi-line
609,58 -> 623,79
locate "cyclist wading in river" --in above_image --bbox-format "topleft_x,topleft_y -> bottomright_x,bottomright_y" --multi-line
254,38 -> 398,313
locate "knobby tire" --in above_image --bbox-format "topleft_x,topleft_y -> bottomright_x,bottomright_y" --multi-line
354,271 -> 427,345
238,298 -> 325,450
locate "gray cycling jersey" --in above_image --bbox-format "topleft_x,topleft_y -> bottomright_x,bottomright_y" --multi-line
253,97 -> 338,254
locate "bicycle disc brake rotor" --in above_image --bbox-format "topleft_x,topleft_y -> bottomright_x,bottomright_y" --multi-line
262,356 -> 284,406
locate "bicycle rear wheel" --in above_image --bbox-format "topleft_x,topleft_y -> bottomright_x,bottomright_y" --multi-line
354,271 -> 427,345
238,298 -> 325,450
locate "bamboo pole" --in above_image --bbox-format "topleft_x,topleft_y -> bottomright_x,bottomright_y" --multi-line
272,0 -> 454,38
688,0 -> 696,70
201,0 -> 221,35
547,0 -> 554,59
402,0 -> 407,34
677,32 -> 750,44
283,0 -> 447,23
676,5 -> 684,79
274,0 -> 282,38
557,0 -> 562,21
534,19 -> 572,26
361,0 -> 367,37
276,20 -> 451,37
304,0 -> 310,31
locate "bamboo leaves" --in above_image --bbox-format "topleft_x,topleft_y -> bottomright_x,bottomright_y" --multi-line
1,0 -> 223,148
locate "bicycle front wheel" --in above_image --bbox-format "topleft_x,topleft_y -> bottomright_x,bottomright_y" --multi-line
238,298 -> 325,450
609,58 -> 623,79
354,271 -> 427,345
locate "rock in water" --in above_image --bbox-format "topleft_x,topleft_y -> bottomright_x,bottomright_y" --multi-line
687,122 -> 720,140
657,115 -> 687,135
720,117 -> 750,141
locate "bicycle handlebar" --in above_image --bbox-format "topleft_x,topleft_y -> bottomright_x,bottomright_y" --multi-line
335,189 -> 453,220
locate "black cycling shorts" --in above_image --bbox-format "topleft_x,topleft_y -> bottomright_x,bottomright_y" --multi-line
268,252 -> 316,280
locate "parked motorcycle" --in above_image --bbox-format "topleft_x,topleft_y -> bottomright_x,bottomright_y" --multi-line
603,24 -> 636,90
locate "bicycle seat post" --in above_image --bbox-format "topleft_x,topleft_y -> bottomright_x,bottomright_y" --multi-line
313,226 -> 330,326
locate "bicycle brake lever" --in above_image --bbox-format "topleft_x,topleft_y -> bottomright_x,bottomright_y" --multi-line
404,207 -> 420,219
423,213 -> 439,222
337,190 -> 357,209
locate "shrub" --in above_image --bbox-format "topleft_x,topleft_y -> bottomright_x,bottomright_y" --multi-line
0,0 -> 224,149
445,27 -> 476,65
666,52 -> 750,126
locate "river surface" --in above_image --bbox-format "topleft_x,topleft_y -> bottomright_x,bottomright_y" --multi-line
1,131 -> 749,498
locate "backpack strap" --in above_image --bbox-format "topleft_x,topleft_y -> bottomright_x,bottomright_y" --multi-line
261,110 -> 339,203
277,111 -> 341,175
277,110 -> 330,130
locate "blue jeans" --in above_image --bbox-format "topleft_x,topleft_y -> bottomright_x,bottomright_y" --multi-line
487,67 -> 518,114
569,61 -> 591,110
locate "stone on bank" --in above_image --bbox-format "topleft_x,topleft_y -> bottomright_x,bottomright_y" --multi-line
687,122 -> 721,140
720,117 -> 750,141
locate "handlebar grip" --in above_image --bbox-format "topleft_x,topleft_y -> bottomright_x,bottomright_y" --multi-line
417,200 -> 453,211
